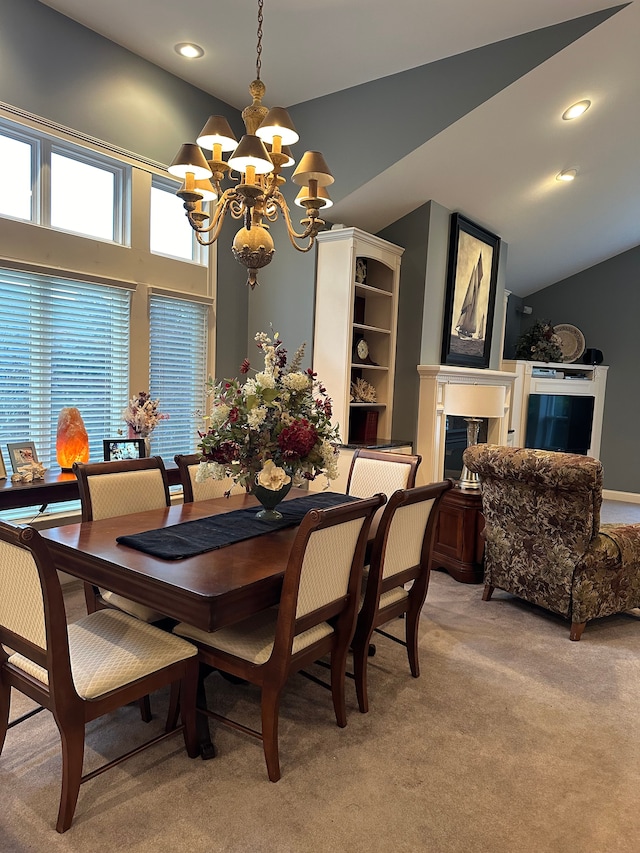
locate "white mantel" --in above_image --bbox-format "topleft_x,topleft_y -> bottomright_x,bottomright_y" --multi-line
415,364 -> 516,486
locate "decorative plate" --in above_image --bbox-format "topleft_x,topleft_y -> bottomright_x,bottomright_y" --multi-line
554,324 -> 586,363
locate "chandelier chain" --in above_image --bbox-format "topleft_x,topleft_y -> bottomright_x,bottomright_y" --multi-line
255,0 -> 264,81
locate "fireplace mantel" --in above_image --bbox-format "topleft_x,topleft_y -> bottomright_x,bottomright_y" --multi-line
415,364 -> 516,486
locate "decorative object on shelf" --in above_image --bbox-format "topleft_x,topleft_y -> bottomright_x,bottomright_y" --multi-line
514,320 -> 564,363
583,348 -> 604,365
553,323 -> 586,363
168,0 -> 334,290
443,383 -> 506,489
355,257 -> 368,284
0,448 -> 6,480
352,337 -> 377,365
350,377 -> 377,403
103,438 -> 146,462
10,461 -> 46,484
122,391 -> 168,455
349,409 -> 379,445
197,330 -> 341,518
6,441 -> 39,474
442,214 -> 500,369
56,407 -> 89,471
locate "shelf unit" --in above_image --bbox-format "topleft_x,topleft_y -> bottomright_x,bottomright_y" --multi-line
502,359 -> 609,458
312,227 -> 403,448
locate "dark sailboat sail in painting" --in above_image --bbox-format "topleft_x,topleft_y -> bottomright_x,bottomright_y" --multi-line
455,252 -> 483,339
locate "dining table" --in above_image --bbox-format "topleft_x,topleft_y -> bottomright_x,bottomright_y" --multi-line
40,488 -> 349,632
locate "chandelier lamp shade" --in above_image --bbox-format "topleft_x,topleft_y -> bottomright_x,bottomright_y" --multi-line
168,0 -> 334,289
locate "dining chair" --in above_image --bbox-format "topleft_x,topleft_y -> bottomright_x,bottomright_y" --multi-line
0,520 -> 199,833
73,457 -> 171,623
351,480 -> 453,713
174,453 -> 236,503
172,493 -> 385,782
346,449 -> 422,498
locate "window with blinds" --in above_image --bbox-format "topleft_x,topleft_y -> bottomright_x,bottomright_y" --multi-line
0,269 -> 130,471
149,294 -> 208,460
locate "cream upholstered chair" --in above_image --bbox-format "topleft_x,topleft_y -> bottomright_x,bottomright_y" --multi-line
346,449 -> 421,498
0,520 -> 199,833
174,453 -> 236,503
73,457 -> 171,622
351,480 -> 453,713
172,493 -> 385,782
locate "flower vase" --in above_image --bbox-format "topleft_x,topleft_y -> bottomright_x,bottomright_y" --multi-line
252,482 -> 293,520
128,427 -> 151,457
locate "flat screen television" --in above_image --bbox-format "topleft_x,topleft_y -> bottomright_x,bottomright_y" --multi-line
525,393 -> 595,455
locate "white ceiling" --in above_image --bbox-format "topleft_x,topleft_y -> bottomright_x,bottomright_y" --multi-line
39,0 -> 640,296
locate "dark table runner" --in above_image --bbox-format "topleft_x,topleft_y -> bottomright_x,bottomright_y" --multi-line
116,492 -> 358,560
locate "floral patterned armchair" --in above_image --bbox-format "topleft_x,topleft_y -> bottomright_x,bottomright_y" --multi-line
463,444 -> 640,640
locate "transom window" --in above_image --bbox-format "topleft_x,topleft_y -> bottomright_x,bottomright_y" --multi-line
150,176 -> 206,263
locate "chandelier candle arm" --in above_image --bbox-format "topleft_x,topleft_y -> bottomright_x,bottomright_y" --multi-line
168,0 -> 334,288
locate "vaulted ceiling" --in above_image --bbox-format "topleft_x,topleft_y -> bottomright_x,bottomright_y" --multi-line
39,1 -> 640,296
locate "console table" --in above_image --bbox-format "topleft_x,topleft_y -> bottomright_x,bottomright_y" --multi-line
0,465 -> 182,512
432,486 -> 484,584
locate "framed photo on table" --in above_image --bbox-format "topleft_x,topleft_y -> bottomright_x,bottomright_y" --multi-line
7,441 -> 39,473
103,438 -> 146,461
441,213 -> 500,369
0,447 -> 6,479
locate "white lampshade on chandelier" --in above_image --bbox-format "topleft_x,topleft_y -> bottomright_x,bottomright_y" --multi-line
168,0 -> 334,289
444,383 -> 506,489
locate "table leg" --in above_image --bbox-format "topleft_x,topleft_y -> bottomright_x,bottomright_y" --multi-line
196,665 -> 216,760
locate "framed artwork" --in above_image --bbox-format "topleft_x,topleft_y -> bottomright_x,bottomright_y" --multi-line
441,213 -> 501,368
7,441 -> 39,472
103,438 -> 146,461
0,447 -> 6,479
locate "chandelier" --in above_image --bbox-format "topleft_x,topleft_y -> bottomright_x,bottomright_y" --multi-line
168,0 -> 334,289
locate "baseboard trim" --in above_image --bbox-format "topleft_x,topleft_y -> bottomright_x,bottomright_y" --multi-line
603,489 -> 640,504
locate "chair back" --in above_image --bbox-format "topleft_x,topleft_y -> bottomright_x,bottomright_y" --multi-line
174,453 -> 235,503
74,457 -> 170,521
463,444 -> 603,613
272,494 -> 385,659
0,521 -> 74,699
346,449 -> 421,498
363,481 -> 453,616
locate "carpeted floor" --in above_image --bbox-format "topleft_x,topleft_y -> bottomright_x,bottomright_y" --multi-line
2,546 -> 640,853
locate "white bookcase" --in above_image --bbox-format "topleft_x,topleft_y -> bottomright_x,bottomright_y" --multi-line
312,227 -> 403,449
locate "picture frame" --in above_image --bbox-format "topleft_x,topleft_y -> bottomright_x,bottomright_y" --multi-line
441,213 -> 501,369
0,447 -> 6,480
7,441 -> 39,472
103,438 -> 145,462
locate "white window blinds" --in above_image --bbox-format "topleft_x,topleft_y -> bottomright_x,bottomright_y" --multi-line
0,269 -> 130,469
149,293 -> 208,460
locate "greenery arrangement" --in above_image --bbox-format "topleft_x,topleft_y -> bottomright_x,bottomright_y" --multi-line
515,320 -> 564,363
197,331 -> 341,493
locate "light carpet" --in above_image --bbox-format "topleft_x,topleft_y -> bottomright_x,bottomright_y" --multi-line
2,567 -> 640,852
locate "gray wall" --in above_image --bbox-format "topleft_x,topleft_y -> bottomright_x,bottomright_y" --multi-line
526,244 -> 640,492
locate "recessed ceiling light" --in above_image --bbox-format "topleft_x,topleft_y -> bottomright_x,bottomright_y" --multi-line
174,42 -> 204,59
556,169 -> 578,182
562,100 -> 591,120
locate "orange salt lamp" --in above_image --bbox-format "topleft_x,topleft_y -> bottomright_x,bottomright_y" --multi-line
56,407 -> 90,471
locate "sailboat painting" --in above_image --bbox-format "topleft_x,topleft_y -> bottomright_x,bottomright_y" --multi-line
442,214 -> 500,368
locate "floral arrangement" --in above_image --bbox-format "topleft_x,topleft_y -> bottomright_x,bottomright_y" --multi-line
197,331 -> 341,492
515,320 -> 564,363
122,391 -> 169,437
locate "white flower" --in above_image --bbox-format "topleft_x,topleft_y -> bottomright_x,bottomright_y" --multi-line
282,372 -> 310,392
247,406 -> 268,428
209,403 -> 230,427
319,439 -> 339,480
257,460 -> 291,491
243,378 -> 257,396
255,371 -> 276,390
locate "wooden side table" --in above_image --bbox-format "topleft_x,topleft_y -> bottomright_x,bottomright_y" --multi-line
432,486 -> 484,584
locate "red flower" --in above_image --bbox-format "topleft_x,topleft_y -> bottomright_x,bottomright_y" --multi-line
229,407 -> 239,423
278,418 -> 318,459
202,440 -> 240,465
240,359 -> 251,374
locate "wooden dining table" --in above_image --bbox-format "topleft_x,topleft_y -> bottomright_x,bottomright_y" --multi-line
41,488 -> 316,632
